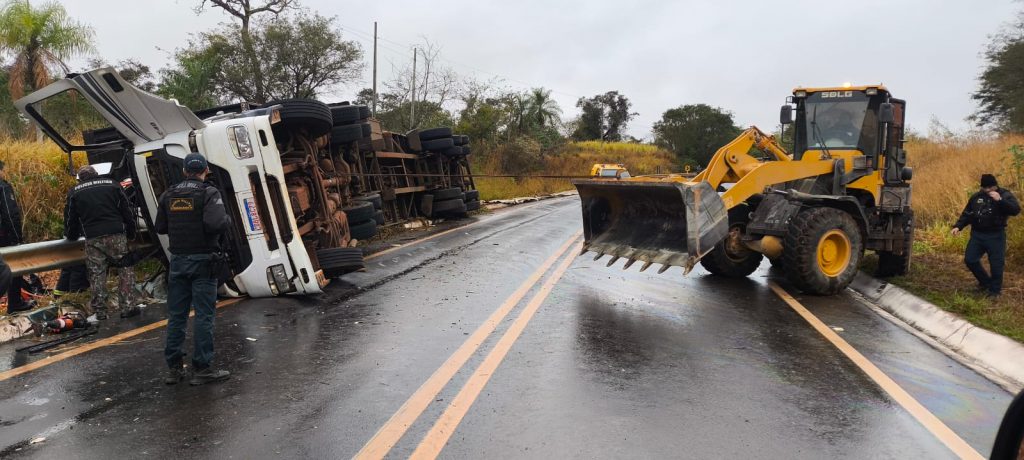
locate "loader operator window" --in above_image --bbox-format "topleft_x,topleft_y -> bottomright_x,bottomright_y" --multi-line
805,92 -> 870,151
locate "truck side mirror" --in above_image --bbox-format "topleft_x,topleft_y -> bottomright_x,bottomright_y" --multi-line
879,102 -> 894,124
780,105 -> 793,125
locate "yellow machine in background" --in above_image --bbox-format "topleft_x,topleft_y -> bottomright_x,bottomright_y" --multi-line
572,85 -> 913,295
590,163 -> 631,179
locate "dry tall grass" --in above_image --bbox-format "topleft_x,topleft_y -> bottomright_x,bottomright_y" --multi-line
475,141 -> 677,200
0,139 -> 78,242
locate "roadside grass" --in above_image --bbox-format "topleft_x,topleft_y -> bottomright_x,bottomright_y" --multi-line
861,135 -> 1024,342
475,141 -> 677,200
0,139 -> 79,242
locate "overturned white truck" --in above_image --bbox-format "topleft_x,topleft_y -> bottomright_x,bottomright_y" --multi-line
16,68 -> 367,297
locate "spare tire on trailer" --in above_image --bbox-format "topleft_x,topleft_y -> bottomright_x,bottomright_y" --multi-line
267,99 -> 333,138
349,219 -> 377,241
316,247 -> 364,278
419,127 -> 452,141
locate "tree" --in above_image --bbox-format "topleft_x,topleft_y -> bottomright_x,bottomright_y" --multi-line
652,104 -> 741,167
87,57 -> 156,92
157,41 -> 227,110
0,0 -> 93,100
972,17 -> 1024,133
571,91 -> 635,141
373,40 -> 459,131
195,0 -> 295,104
166,13 -> 363,105
525,87 -> 561,129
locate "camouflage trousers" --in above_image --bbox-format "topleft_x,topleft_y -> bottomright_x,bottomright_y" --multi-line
84,233 -> 135,314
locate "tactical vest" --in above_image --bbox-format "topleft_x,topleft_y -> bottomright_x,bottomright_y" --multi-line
166,180 -> 216,254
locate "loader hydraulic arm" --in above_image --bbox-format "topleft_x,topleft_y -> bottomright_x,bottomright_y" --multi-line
689,126 -> 835,209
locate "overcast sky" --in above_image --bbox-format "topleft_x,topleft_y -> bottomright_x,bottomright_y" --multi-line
61,0 -> 1019,139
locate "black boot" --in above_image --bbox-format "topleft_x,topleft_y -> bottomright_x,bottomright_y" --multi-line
190,368 -> 230,386
165,365 -> 186,385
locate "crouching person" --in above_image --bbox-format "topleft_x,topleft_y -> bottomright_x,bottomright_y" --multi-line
155,153 -> 231,386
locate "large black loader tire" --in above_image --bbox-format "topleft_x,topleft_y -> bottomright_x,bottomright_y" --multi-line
699,205 -> 763,278
875,210 -> 914,278
782,207 -> 863,295
316,247 -> 364,278
267,99 -> 333,138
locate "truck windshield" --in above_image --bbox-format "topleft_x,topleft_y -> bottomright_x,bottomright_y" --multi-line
805,92 -> 870,150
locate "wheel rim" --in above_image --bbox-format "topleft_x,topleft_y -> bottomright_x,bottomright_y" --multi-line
817,229 -> 851,277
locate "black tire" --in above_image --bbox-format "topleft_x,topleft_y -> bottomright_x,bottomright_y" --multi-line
465,200 -> 481,212
464,190 -> 479,202
361,123 -> 372,138
769,257 -> 784,271
349,219 -> 377,240
699,224 -> 763,278
331,124 -> 364,145
268,99 -> 332,137
355,192 -> 382,210
453,135 -> 467,146
440,146 -> 463,157
373,210 -> 385,226
316,247 -> 364,278
343,201 -> 375,223
875,211 -> 914,278
783,207 -> 864,295
359,106 -> 371,119
432,197 -> 467,214
431,187 -> 463,201
461,145 -> 471,156
331,105 -> 364,125
422,137 -> 455,151
419,127 -> 452,141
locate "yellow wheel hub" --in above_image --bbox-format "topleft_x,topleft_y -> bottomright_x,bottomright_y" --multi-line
817,230 -> 851,277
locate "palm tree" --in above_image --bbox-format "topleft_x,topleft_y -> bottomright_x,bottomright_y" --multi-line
0,0 -> 94,101
525,87 -> 561,129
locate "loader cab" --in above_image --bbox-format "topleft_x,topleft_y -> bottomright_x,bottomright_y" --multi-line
785,85 -> 907,184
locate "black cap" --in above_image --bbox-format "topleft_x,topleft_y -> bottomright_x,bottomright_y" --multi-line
981,174 -> 998,188
77,165 -> 98,180
184,153 -> 208,173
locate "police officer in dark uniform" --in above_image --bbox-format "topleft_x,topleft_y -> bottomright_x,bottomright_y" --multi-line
952,174 -> 1021,297
156,153 -> 231,385
0,160 -> 29,313
65,165 -> 138,319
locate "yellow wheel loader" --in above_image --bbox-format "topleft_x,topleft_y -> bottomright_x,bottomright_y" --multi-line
572,85 -> 913,295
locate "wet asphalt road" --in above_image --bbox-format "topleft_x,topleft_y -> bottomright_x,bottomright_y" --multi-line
0,196 -> 1014,459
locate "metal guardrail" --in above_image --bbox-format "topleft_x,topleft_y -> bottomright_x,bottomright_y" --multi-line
0,237 -> 157,276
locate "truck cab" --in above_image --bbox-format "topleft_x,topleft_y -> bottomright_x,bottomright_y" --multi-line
15,68 -> 360,297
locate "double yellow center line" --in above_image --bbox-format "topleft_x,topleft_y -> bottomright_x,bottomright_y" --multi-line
355,231 -> 582,459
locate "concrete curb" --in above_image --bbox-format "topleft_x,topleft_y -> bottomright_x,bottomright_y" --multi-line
850,271 -> 1024,392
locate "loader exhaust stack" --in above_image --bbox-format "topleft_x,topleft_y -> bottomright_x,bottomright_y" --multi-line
572,179 -> 729,274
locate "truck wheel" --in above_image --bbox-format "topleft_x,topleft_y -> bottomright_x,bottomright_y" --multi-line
355,192 -> 382,210
464,190 -> 479,202
875,212 -> 914,278
343,201 -> 375,223
431,187 -> 463,201
349,219 -> 377,240
267,99 -> 333,138
699,224 -> 763,278
432,197 -> 467,215
419,127 -> 453,141
783,207 -> 863,295
331,124 -> 363,145
316,247 -> 364,278
422,137 -> 455,151
373,210 -> 385,226
330,105 -> 367,125
465,200 -> 481,212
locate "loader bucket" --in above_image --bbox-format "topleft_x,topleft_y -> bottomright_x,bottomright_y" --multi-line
571,179 -> 729,274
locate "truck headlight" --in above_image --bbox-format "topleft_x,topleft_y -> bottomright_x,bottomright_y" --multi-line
267,264 -> 294,295
227,125 -> 254,159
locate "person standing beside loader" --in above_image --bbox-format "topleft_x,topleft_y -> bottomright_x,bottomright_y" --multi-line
64,165 -> 139,319
156,153 -> 231,386
951,174 -> 1021,297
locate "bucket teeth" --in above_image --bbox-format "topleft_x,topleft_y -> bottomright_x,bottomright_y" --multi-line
593,252 -> 604,261
622,258 -> 637,270
657,264 -> 671,274
639,261 -> 653,272
579,246 -> 590,256
606,256 -> 620,267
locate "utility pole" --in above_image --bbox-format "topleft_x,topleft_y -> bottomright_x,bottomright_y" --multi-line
410,47 -> 417,129
371,21 -> 378,116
